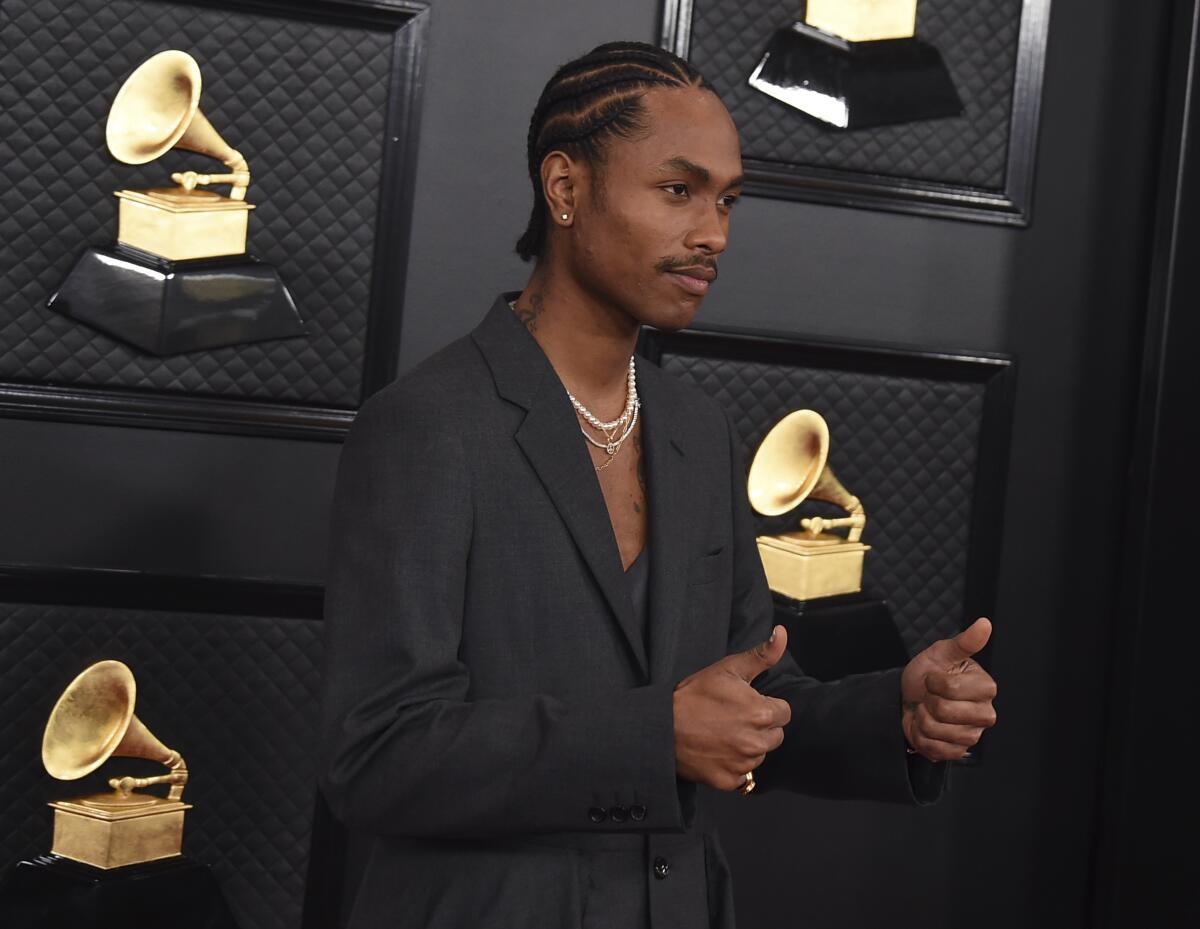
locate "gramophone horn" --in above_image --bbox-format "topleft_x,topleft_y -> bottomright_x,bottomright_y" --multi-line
42,659 -> 187,801
105,49 -> 250,199
105,50 -> 201,165
747,409 -> 866,541
747,409 -> 830,516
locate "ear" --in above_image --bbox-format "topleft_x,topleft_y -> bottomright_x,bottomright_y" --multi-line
540,150 -> 577,226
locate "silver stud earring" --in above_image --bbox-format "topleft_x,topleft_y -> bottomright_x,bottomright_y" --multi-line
561,213 -> 569,221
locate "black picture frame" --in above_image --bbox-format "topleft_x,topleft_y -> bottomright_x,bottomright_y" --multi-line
638,322 -> 1017,653
0,0 -> 429,442
660,0 -> 1051,225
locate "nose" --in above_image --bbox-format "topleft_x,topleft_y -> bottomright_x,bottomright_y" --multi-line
684,201 -> 728,255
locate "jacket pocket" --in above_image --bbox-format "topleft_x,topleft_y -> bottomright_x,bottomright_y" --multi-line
687,547 -> 725,586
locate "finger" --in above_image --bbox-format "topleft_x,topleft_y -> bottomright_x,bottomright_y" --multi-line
746,696 -> 790,731
739,727 -> 784,760
724,625 -> 788,683
945,617 -> 992,661
761,695 -> 792,729
913,706 -> 985,747
908,731 -> 971,763
736,727 -> 772,758
926,694 -> 998,728
723,758 -> 766,791
925,668 -> 998,702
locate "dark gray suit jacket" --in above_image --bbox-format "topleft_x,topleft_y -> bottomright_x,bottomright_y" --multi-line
319,294 -> 935,929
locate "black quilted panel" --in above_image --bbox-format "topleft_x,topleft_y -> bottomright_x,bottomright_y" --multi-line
684,0 -> 1022,188
0,604 -> 322,929
661,352 -> 983,654
0,0 -> 397,406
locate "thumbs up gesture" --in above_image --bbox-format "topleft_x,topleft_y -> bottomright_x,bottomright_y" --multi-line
901,617 -> 998,762
673,625 -> 793,791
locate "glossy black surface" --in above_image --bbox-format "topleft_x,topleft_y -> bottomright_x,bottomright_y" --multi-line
47,245 -> 307,356
750,24 -> 963,131
0,854 -> 240,929
772,590 -> 908,681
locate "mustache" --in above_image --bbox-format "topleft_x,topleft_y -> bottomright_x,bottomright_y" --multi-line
655,255 -> 719,279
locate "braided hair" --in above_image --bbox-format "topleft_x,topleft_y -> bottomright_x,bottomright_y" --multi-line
515,41 -> 715,262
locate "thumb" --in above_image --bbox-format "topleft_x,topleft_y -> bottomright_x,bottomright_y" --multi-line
724,625 -> 788,683
946,617 -> 992,661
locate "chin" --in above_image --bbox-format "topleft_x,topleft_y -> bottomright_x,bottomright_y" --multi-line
633,292 -> 703,331
646,301 -> 702,332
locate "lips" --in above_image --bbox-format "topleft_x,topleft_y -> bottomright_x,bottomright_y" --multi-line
664,265 -> 716,296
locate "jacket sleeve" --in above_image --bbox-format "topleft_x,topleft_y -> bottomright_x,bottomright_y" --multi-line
318,386 -> 685,838
719,406 -> 946,804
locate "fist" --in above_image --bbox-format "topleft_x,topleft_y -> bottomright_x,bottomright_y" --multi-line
901,617 -> 998,762
673,625 -> 793,791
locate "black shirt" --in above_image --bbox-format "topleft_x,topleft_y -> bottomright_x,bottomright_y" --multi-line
624,543 -> 650,660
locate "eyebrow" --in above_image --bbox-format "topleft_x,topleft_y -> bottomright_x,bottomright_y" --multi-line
657,156 -> 744,190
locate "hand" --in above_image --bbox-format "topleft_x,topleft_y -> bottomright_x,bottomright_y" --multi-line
673,625 -> 793,791
901,617 -> 998,762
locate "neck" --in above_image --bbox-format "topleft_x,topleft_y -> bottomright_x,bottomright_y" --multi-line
513,263 -> 640,420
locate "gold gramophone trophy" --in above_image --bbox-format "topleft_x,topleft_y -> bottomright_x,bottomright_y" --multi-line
106,49 -> 254,262
47,49 -> 305,355
747,0 -> 962,129
748,409 -> 870,601
0,661 -> 239,928
41,660 -> 190,870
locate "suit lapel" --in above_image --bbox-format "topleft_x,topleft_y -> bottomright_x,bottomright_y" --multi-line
473,295 -> 649,677
637,363 -> 691,684
514,399 -> 649,676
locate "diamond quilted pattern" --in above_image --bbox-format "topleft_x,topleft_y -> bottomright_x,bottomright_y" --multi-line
0,0 -> 399,406
683,0 -> 1022,188
0,604 -> 322,929
661,352 -> 983,654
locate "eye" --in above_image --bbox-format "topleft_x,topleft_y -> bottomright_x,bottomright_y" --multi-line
662,183 -> 689,198
719,193 -> 741,209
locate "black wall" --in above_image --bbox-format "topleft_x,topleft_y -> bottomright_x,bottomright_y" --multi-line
0,0 -> 1180,926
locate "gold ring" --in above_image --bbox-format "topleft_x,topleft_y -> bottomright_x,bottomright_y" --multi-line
739,771 -> 756,796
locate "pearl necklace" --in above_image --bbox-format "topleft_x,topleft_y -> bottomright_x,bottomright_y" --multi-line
567,357 -> 637,430
570,362 -> 639,469
508,299 -> 640,470
578,396 -> 639,456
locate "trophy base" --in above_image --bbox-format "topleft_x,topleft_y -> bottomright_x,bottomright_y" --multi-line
805,0 -> 917,43
49,793 -> 191,870
116,187 -> 254,261
772,591 -> 907,681
756,533 -> 870,601
0,854 -> 240,929
748,22 -> 963,129
47,244 -> 307,356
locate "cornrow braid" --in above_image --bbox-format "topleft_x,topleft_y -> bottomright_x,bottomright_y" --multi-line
515,41 -> 714,262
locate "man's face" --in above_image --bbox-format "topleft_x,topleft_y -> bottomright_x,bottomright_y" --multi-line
565,85 -> 744,331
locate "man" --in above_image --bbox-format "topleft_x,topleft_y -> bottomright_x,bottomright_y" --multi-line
320,40 -> 997,929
